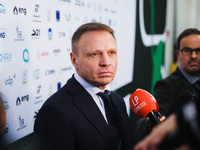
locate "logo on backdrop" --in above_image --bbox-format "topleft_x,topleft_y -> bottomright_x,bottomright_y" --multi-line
60,66 -> 72,73
4,123 -> 9,134
53,49 -> 61,56
31,29 -> 40,39
58,0 -> 71,2
47,9 -> 51,21
48,28 -> 53,40
17,115 -> 27,131
5,74 -> 16,86
0,28 -> 6,39
58,32 -> 66,38
22,70 -> 28,84
56,10 -> 60,22
35,85 -> 43,104
15,26 -> 24,41
33,69 -> 40,80
4,100 -> 9,110
57,82 -> 61,91
13,6 -> 27,15
37,50 -> 49,59
75,0 -> 84,7
32,4 -> 41,23
23,49 -> 29,62
65,13 -> 71,22
0,53 -> 12,62
45,69 -> 55,76
0,3 -> 6,14
16,95 -> 29,106
34,4 -> 39,13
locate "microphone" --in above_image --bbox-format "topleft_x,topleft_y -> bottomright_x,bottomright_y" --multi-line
179,89 -> 195,102
129,89 -> 160,125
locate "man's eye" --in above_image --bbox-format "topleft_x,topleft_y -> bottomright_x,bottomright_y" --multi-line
196,48 -> 200,52
184,50 -> 190,52
110,51 -> 115,55
91,53 -> 98,56
183,49 -> 190,53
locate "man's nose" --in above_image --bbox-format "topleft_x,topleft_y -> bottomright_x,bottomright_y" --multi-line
100,54 -> 111,66
191,50 -> 198,58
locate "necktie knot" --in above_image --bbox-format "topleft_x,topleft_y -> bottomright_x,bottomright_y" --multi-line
97,91 -> 111,104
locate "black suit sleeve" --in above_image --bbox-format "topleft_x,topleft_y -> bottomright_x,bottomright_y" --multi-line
153,80 -> 176,117
33,105 -> 74,150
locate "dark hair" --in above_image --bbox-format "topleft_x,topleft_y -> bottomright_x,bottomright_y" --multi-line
71,22 -> 115,55
177,28 -> 200,49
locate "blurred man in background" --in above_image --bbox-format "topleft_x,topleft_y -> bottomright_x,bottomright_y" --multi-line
138,28 -> 200,137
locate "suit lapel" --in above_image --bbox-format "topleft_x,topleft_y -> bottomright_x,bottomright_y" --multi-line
65,76 -> 116,149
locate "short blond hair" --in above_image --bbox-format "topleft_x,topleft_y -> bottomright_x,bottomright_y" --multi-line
72,22 -> 115,55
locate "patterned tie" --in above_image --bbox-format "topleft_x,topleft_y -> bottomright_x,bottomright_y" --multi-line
97,91 -> 117,126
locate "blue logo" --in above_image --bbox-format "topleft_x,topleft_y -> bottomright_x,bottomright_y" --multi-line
56,10 -> 60,22
48,28 -> 53,40
0,53 -> 12,62
23,49 -> 29,62
0,4 -> 6,14
0,28 -> 5,38
57,82 -> 61,91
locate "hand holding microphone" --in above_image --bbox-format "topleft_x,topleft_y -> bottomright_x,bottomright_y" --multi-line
129,89 -> 163,125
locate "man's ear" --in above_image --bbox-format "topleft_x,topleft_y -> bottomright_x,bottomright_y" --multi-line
70,52 -> 78,69
175,49 -> 179,59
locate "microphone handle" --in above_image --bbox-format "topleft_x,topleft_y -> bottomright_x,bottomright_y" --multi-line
147,111 -> 160,125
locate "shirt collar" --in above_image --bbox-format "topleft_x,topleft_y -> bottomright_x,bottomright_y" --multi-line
178,66 -> 199,84
74,72 -> 111,96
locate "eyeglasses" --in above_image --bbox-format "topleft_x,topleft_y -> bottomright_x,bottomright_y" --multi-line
179,47 -> 200,55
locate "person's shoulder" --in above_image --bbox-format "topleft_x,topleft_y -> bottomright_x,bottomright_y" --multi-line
42,83 -> 72,107
155,68 -> 186,87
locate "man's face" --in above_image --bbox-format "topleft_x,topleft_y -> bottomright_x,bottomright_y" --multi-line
71,30 -> 118,89
176,34 -> 200,76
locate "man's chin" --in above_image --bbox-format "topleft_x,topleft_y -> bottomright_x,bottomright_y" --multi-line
188,68 -> 200,76
97,78 -> 113,86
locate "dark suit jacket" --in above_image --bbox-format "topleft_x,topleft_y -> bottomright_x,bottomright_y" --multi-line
33,75 -> 133,150
137,67 -> 197,137
154,67 -> 197,117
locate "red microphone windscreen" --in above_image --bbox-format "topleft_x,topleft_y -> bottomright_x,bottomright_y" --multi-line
129,89 -> 158,118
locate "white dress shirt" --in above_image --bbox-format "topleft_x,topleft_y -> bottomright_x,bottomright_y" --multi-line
74,72 -> 111,123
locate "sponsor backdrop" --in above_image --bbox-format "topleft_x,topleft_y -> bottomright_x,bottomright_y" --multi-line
0,0 -> 137,146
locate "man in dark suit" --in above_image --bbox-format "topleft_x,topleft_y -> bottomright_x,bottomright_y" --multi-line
154,28 -> 200,117
33,22 -> 134,150
137,28 -> 200,137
